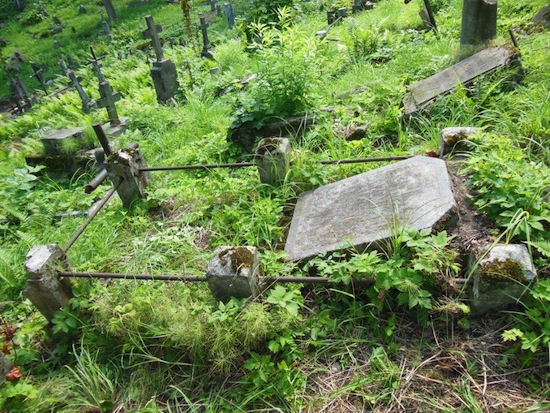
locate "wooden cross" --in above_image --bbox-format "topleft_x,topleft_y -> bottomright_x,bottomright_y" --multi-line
142,15 -> 164,61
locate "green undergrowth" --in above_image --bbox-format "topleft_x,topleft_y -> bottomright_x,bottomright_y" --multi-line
1,0 -> 550,411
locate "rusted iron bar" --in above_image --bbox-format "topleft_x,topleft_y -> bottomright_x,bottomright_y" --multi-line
140,155 -> 412,173
59,271 -> 207,282
140,162 -> 255,172
85,169 -> 109,194
318,155 -> 411,165
92,122 -> 113,156
63,179 -> 123,255
58,271 -> 471,285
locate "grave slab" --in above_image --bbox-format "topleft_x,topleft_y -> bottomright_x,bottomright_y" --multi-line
102,116 -> 130,137
285,156 -> 457,261
40,127 -> 87,155
403,45 -> 520,115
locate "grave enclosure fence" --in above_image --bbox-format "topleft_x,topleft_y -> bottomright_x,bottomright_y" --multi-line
26,123 -> 468,322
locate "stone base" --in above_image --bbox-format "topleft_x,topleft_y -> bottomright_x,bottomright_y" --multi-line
439,127 -> 479,157
151,59 -> 179,103
206,246 -> 260,302
40,127 -> 88,155
471,244 -> 537,315
102,117 -> 130,137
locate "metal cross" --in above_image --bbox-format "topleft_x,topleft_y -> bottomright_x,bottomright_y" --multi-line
59,55 -> 96,113
30,61 -> 48,94
87,47 -> 106,83
142,15 -> 164,61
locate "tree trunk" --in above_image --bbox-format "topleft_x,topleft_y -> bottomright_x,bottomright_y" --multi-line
460,0 -> 497,47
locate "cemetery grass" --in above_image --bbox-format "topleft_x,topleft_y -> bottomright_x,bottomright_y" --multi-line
1,0 -> 550,411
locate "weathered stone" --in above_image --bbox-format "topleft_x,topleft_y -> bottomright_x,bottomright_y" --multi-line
105,147 -> 151,208
285,156 -> 457,261
206,246 -> 260,301
40,127 -> 89,155
150,59 -> 179,103
439,126 -> 479,156
102,116 -> 130,137
255,137 -> 290,186
24,244 -> 73,322
471,244 -> 537,314
532,4 -> 550,30
78,4 -> 87,14
346,125 -> 367,141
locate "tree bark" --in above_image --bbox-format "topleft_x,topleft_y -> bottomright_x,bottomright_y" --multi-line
460,0 -> 497,47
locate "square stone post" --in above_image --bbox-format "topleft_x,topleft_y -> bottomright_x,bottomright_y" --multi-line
206,246 -> 260,302
24,244 -> 73,322
105,147 -> 151,209
255,137 -> 290,186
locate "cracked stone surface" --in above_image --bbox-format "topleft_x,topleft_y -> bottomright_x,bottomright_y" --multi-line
285,156 -> 457,261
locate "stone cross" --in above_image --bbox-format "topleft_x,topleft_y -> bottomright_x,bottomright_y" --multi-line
142,15 -> 164,61
59,56 -> 96,113
30,61 -> 48,93
88,48 -> 121,126
102,18 -> 112,44
199,17 -> 214,59
224,2 -> 235,29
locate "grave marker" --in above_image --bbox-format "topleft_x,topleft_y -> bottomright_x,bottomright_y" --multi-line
402,45 -> 521,115
88,48 -> 128,135
284,156 -> 457,261
224,2 -> 235,29
30,61 -> 48,93
102,18 -> 113,44
59,56 -> 96,113
102,0 -> 117,21
142,15 -> 179,103
199,17 -> 214,59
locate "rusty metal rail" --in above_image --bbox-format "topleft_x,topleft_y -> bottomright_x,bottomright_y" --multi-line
139,155 -> 412,173
63,179 -> 123,255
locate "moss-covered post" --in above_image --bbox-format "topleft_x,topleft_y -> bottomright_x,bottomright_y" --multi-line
24,244 -> 73,322
206,246 -> 260,302
460,0 -> 497,51
255,138 -> 290,187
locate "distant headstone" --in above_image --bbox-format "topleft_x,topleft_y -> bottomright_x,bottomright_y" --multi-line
210,0 -> 217,12
53,15 -> 62,26
102,18 -> 112,44
142,15 -> 179,103
471,244 -> 537,314
532,4 -> 550,30
78,4 -> 87,14
0,38 -> 7,47
199,17 -> 214,59
224,2 -> 235,29
30,61 -> 48,93
102,0 -> 117,21
54,39 -> 60,49
285,156 -> 457,261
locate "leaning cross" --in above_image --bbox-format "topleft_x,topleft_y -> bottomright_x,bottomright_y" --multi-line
142,15 -> 164,61
30,61 -> 48,93
88,47 -> 121,126
199,17 -> 213,59
59,55 -> 96,114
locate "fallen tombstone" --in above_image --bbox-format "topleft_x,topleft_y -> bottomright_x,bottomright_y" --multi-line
40,127 -> 88,155
532,4 -> 550,30
285,156 -> 457,261
470,243 -> 537,314
402,45 -> 521,115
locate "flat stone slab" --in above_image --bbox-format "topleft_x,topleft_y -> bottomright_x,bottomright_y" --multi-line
285,156 -> 457,261
40,127 -> 87,155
